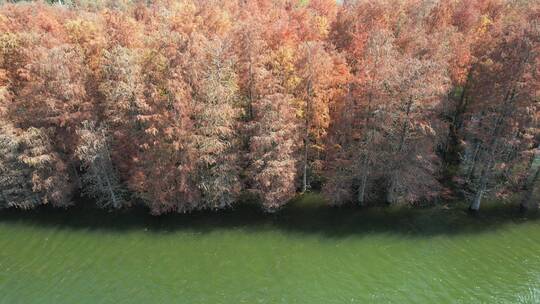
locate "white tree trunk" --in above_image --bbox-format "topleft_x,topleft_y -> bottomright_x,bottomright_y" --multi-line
358,163 -> 368,206
521,152 -> 540,211
302,75 -> 313,193
470,187 -> 483,211
302,138 -> 308,193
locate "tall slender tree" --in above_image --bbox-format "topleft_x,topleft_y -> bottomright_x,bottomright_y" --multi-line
75,121 -> 126,208
465,18 -> 539,211
188,36 -> 241,209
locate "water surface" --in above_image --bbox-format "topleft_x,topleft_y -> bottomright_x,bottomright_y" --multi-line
1,195 -> 539,303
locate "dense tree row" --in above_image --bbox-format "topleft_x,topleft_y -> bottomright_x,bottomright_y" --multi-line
0,0 -> 538,214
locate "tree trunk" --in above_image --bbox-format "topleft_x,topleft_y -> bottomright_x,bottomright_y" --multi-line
469,133 -> 499,211
470,186 -> 483,211
445,74 -> 470,166
302,132 -> 308,193
520,150 -> 540,211
98,158 -> 118,208
358,155 -> 369,206
469,156 -> 493,211
358,91 -> 373,206
91,165 -> 105,196
469,87 -> 515,211
386,176 -> 396,205
70,163 -> 82,190
467,140 -> 481,180
302,79 -> 312,193
247,47 -> 254,121
102,142 -> 120,207
386,96 -> 412,205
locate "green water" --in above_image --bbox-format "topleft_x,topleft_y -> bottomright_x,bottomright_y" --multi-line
1,195 -> 540,303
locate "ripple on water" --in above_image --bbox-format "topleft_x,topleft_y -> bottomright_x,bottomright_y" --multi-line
1,210 -> 540,303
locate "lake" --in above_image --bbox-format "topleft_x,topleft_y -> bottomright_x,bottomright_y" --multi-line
1,194 -> 539,303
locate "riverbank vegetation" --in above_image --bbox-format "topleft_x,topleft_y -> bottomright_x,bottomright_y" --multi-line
0,0 -> 538,214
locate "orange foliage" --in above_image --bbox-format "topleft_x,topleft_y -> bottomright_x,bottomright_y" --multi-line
0,0 -> 537,213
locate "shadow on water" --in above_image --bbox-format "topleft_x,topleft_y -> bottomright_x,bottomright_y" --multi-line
0,193 -> 538,238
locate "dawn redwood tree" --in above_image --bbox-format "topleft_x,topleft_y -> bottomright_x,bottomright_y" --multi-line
324,29 -> 400,205
0,123 -> 39,209
19,127 -> 73,207
187,36 -> 241,210
64,16 -> 107,105
233,5 -> 270,122
0,32 -> 31,112
325,25 -> 449,206
464,18 -> 539,211
99,46 -> 146,127
0,124 -> 72,208
233,13 -> 301,210
520,143 -> 540,211
75,121 -> 126,208
325,1 -> 402,205
352,31 -> 392,205
14,45 -> 93,148
98,46 -> 146,191
433,0 -> 504,181
295,41 -> 348,192
132,37 -> 198,214
248,92 -> 300,210
381,56 -> 449,205
6,45 -> 92,203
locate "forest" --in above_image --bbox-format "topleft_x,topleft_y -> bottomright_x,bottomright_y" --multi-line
0,0 -> 538,215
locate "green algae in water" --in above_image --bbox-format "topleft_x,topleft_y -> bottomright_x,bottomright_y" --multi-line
0,196 -> 540,304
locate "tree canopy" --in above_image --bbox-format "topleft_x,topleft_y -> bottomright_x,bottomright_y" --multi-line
0,0 -> 538,214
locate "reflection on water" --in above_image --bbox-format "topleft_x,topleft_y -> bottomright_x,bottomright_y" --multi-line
0,194 -> 539,303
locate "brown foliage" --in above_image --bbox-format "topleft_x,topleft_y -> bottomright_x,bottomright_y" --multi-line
0,0 -> 537,213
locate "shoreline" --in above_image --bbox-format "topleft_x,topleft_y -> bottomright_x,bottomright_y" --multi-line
0,193 -> 537,237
